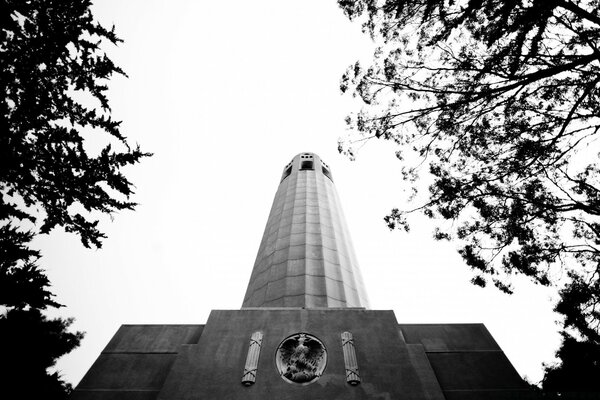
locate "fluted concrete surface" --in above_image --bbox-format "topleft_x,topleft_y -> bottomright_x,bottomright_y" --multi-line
242,152 -> 369,308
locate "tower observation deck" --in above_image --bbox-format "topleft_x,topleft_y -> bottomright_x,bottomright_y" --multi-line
242,152 -> 369,308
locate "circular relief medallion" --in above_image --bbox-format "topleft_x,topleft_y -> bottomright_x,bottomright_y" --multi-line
275,333 -> 327,385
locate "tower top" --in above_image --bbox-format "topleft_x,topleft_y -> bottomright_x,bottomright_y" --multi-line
280,152 -> 334,184
242,152 -> 369,308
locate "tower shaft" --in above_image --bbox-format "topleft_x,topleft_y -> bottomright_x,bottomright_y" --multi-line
242,153 -> 369,308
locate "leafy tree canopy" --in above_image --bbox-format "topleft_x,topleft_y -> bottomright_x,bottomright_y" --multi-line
1,0 -> 149,397
338,0 -> 600,387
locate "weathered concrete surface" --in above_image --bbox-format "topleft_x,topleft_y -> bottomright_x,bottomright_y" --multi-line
400,323 -> 531,400
76,353 -> 177,390
158,309 -> 444,400
442,390 -> 539,400
427,351 -> 526,390
72,317 -> 532,400
70,391 -> 159,400
406,344 -> 446,399
72,325 -> 203,400
104,324 -> 204,353
401,323 -> 501,351
242,153 -> 369,308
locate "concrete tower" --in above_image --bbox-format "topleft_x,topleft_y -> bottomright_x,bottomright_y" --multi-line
73,153 -> 532,400
243,152 -> 368,308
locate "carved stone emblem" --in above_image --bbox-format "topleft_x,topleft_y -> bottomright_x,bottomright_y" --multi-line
275,333 -> 327,385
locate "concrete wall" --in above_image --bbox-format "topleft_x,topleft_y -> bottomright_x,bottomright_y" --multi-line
73,315 -> 533,400
400,324 -> 532,400
158,309 -> 444,400
242,152 -> 369,308
72,325 -> 203,400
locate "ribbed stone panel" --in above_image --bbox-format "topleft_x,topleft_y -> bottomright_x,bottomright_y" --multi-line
242,152 -> 369,308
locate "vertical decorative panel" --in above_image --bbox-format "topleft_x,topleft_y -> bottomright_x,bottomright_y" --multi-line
341,331 -> 361,385
241,331 -> 263,386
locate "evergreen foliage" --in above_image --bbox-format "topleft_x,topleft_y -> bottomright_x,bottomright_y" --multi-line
1,0 -> 149,397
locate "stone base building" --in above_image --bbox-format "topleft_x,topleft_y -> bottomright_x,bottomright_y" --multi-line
73,153 -> 532,400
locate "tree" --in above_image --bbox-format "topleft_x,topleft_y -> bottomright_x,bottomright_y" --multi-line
0,227 -> 83,399
338,0 -> 600,388
542,333 -> 600,392
1,0 -> 149,397
0,226 -> 84,398
0,308 -> 84,398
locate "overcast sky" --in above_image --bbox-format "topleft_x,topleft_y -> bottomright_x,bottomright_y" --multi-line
37,0 -> 562,386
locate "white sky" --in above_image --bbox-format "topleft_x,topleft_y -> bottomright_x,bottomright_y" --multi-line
36,0 -> 562,386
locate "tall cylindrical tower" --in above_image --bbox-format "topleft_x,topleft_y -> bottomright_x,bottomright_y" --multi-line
242,152 -> 369,308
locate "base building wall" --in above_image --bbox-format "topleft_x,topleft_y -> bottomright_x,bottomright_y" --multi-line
72,309 -> 531,400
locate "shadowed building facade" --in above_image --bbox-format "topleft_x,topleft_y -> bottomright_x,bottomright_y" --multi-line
72,152 -> 533,400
